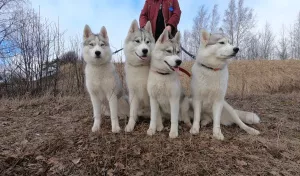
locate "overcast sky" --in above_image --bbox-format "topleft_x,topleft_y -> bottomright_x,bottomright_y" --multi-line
29,0 -> 300,53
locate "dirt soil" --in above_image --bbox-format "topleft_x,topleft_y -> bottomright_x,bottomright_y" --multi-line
0,93 -> 300,176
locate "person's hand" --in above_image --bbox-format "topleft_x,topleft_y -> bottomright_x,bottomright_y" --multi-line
165,25 -> 172,32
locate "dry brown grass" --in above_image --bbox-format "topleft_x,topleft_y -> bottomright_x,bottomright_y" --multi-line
51,59 -> 300,98
1,60 -> 300,175
2,60 -> 300,175
55,61 -> 127,96
1,93 -> 300,175
180,59 -> 300,97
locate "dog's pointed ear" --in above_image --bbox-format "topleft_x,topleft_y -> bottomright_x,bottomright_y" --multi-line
144,21 -> 152,35
129,19 -> 139,33
83,25 -> 92,40
100,26 -> 109,41
173,31 -> 181,43
200,29 -> 210,46
158,29 -> 169,44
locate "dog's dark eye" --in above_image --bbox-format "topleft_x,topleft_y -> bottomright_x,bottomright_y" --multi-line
146,41 -> 150,44
219,42 -> 225,44
100,43 -> 105,47
135,40 -> 140,43
176,51 -> 180,54
89,43 -> 95,46
166,50 -> 172,53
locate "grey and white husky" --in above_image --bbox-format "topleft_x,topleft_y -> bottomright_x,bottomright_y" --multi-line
83,25 -> 122,133
123,20 -> 155,132
124,20 -> 191,133
147,29 -> 191,138
190,29 -> 260,140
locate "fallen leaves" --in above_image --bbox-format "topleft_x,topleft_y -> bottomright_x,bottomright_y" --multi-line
135,171 -> 144,176
236,159 -> 248,166
47,157 -> 65,173
71,158 -> 81,165
114,162 -> 125,170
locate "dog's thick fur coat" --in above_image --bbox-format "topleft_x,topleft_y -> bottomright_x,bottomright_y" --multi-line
190,30 -> 260,140
83,25 -> 122,133
147,29 -> 190,138
123,20 -> 155,132
124,20 -> 192,133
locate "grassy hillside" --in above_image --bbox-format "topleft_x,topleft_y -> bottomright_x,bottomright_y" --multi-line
3,59 -> 299,98
179,59 -> 300,97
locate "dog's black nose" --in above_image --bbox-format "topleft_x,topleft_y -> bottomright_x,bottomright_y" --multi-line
95,51 -> 101,56
175,60 -> 182,66
233,47 -> 239,53
142,49 -> 148,55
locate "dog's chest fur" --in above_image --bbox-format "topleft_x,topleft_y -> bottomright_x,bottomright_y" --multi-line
85,63 -> 121,100
192,64 -> 228,110
147,72 -> 181,113
125,63 -> 150,104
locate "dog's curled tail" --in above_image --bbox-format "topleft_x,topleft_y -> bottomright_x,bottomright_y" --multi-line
235,110 -> 260,124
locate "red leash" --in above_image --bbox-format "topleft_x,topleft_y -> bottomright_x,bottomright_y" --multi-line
179,67 -> 191,77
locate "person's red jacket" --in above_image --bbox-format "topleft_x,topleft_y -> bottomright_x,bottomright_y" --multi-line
139,0 -> 181,37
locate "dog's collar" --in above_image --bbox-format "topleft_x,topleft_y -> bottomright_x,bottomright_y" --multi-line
199,63 -> 223,71
151,67 -> 191,77
156,71 -> 171,75
126,61 -> 149,67
151,69 -> 171,75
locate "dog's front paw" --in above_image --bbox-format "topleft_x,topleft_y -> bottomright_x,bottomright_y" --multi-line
112,125 -> 121,133
246,127 -> 260,135
190,125 -> 200,135
147,128 -> 156,136
169,131 -> 178,138
125,124 -> 135,133
213,131 -> 224,140
92,118 -> 101,132
92,124 -> 100,132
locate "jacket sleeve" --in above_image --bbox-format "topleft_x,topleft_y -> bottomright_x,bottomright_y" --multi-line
166,0 -> 181,29
139,0 -> 149,28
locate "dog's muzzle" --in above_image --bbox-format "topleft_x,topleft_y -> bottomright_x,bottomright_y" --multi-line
233,47 -> 239,54
95,51 -> 101,58
135,52 -> 149,61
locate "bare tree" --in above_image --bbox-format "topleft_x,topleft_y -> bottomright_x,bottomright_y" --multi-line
0,0 -> 27,58
209,4 -> 220,33
0,1 -> 87,97
62,35 -> 85,94
296,12 -> 300,59
244,33 -> 260,60
1,6 -> 65,96
236,0 -> 255,47
181,30 -> 194,60
277,25 -> 289,60
190,5 -> 210,53
223,0 -> 236,45
289,25 -> 296,59
223,0 -> 256,59
184,4 -> 220,58
289,11 -> 300,59
259,22 -> 275,60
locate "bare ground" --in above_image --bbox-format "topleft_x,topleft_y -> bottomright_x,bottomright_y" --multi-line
0,93 -> 300,176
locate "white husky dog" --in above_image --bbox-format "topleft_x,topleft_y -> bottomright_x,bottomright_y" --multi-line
147,29 -> 190,138
190,29 -> 260,140
83,25 -> 121,133
123,20 -> 155,132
